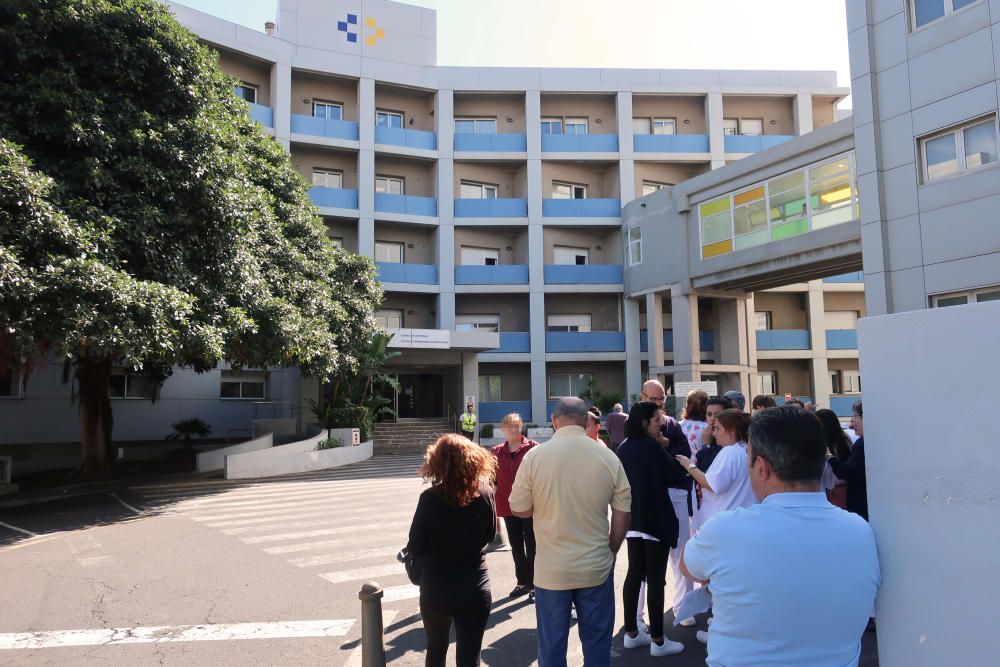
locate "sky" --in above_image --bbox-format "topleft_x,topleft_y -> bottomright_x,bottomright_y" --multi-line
175,0 -> 852,104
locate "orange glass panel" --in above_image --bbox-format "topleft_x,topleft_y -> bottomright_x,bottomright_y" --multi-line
702,239 -> 733,258
733,186 -> 765,206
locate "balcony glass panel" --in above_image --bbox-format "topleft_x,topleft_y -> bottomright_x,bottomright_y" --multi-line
633,134 -> 710,153
543,264 -> 624,284
755,329 -> 811,350
541,134 -> 619,152
374,126 -> 438,150
291,113 -> 360,140
308,187 -> 359,210
374,193 -> 437,216
375,262 -> 438,284
541,198 -> 621,217
454,198 -> 529,217
479,400 -> 531,422
454,265 -> 529,284
484,333 -> 531,354
825,330 -> 858,350
545,331 -> 625,353
454,133 -> 527,152
247,102 -> 273,127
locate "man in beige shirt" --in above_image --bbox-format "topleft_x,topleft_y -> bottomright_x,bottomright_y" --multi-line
509,397 -> 632,667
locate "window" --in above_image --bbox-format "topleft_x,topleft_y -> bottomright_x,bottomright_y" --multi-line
548,373 -> 592,398
565,117 -> 589,135
546,314 -> 592,332
921,116 -> 998,182
541,117 -> 563,134
553,245 -> 589,265
479,375 -> 502,403
830,372 -> 842,395
627,227 -> 642,266
739,118 -> 764,136
376,309 -> 403,329
457,314 -> 500,333
329,237 -> 344,249
455,118 -> 497,134
234,82 -> 257,104
552,181 -> 587,199
632,118 -> 651,135
842,370 -> 862,394
757,371 -> 777,396
755,312 -> 773,331
375,175 -> 404,194
0,367 -> 21,399
768,172 -> 807,226
459,181 -> 498,199
809,158 -> 854,229
460,246 -> 500,266
642,181 -> 670,196
313,100 -> 342,120
912,0 -> 981,29
374,241 -> 404,263
311,168 -> 342,189
826,310 -> 860,329
653,118 -> 676,135
723,118 -> 738,136
109,370 -> 156,399
932,285 -> 1000,307
220,370 -> 266,400
376,110 -> 404,128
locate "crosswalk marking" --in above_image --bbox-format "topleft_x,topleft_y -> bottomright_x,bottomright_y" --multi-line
287,546 -> 401,568
381,585 -> 420,603
222,513 -> 412,536
319,563 -> 403,585
241,520 -> 410,544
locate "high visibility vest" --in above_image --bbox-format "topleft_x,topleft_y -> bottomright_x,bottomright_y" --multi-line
461,412 -> 477,431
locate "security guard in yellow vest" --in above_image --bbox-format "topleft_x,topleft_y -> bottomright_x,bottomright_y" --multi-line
459,402 -> 477,440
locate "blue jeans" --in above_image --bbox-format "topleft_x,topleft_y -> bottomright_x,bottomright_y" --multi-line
534,571 -> 615,667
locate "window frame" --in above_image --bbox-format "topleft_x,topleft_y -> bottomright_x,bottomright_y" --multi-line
375,175 -> 405,195
546,314 -> 592,332
910,0 -> 983,31
757,371 -> 778,396
329,237 -> 344,249
109,369 -> 157,400
931,284 -> 1000,307
311,167 -> 343,189
547,373 -> 593,399
375,308 -> 404,329
626,226 -> 642,266
459,180 -> 499,199
919,115 -> 999,184
219,370 -> 267,401
722,118 -> 738,136
454,117 -> 498,134
541,117 -> 564,135
552,245 -> 590,266
479,375 -> 502,403
739,118 -> 764,137
375,109 -> 404,129
641,180 -> 671,196
841,370 -> 862,394
459,245 -> 501,266
564,117 -> 589,135
653,117 -> 677,135
457,314 -> 501,333
312,99 -> 343,121
632,117 -> 652,135
551,181 -> 587,200
374,240 -> 405,263
754,311 -> 773,331
234,82 -> 258,104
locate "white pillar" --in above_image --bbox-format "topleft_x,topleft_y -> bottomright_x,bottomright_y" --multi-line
271,62 -> 291,149
807,280 -> 832,407
670,289 -> 701,382
358,78 -> 376,257
646,292 -> 665,370
794,90 -> 814,136
706,90 -> 725,170
623,297 -> 642,404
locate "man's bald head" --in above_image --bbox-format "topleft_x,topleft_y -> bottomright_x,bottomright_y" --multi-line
640,380 -> 667,408
551,396 -> 588,429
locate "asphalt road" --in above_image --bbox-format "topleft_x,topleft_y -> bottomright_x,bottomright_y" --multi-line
0,454 -> 878,665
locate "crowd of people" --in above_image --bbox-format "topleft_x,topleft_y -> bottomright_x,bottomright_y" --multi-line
406,382 -> 876,666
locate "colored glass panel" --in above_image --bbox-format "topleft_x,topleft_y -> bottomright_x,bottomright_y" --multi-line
734,229 -> 769,251
701,210 -> 732,245
771,218 -> 809,241
700,197 -> 730,217
733,186 -> 765,206
733,200 -> 768,236
702,239 -> 733,258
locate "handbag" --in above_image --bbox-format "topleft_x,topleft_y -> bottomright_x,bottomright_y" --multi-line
398,546 -> 423,586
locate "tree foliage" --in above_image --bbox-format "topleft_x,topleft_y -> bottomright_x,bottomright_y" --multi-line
0,0 -> 382,474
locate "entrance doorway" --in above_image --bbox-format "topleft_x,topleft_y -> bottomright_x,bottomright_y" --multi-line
396,374 -> 444,419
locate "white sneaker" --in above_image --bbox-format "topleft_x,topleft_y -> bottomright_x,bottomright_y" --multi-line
637,620 -> 649,635
679,617 -> 697,627
623,631 -> 652,649
570,607 -> 577,621
650,639 -> 685,657
696,630 -> 709,644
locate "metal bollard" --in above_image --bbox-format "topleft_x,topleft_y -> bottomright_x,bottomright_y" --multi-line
358,581 -> 386,667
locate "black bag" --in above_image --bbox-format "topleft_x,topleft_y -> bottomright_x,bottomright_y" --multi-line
398,546 -> 422,586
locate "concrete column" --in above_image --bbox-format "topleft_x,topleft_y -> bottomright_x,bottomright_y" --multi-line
806,280 -> 833,406
271,62 -> 291,149
619,159 -> 636,208
794,90 -> 814,136
645,292 -> 665,369
744,294 -> 759,397
436,89 -> 454,160
670,289 -> 701,382
436,222 -> 455,330
616,91 -> 634,160
359,78 -> 376,150
529,290 -> 547,424
717,297 -> 750,367
623,297 -> 642,405
525,90 -> 542,156
437,293 -> 455,331
461,352 -> 480,409
706,90 -> 725,170
358,78 -> 376,258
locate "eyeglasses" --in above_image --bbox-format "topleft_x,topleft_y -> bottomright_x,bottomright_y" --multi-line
644,395 -> 666,403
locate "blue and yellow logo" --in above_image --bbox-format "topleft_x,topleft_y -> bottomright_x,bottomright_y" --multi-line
337,13 -> 385,46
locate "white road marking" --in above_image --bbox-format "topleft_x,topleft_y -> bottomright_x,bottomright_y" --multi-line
381,584 -> 421,603
177,484 -> 400,510
342,610 -> 398,667
0,521 -> 37,538
241,520 -> 409,544
262,538 -> 360,555
109,492 -> 143,515
287,546 -> 400,568
171,475 -> 421,504
221,512 -> 412,536
0,619 -> 355,650
319,563 -> 402,585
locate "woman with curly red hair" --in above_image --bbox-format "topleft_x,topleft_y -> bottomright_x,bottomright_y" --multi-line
407,433 -> 498,667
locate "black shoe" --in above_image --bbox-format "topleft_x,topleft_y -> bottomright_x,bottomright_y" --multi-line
866,618 -> 876,633
528,590 -> 535,603
510,585 -> 530,598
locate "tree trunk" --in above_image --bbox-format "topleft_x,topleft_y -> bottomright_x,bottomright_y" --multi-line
76,357 -> 114,478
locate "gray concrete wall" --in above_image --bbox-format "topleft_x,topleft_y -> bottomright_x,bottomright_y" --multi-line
381,293 -> 436,328
722,95 -> 795,135
478,362 -> 532,400
373,222 -> 436,263
373,157 -> 435,196
754,292 -> 808,328
218,50 -> 271,104
542,162 -> 619,198
543,228 -> 622,264
632,95 -> 708,133
374,84 -> 435,131
325,219 -> 359,252
454,228 -> 529,264
545,294 -> 620,331
452,162 -> 526,198
456,294 -> 530,331
540,94 -> 617,131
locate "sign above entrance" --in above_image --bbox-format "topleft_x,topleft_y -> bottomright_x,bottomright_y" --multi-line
674,381 -> 719,398
388,329 -> 451,349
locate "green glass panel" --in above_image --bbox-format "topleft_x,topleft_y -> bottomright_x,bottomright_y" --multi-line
701,210 -> 732,245
734,229 -> 769,251
769,187 -> 807,224
771,218 -> 809,241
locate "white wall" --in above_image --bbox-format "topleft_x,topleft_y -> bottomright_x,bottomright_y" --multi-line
858,300 -> 1000,666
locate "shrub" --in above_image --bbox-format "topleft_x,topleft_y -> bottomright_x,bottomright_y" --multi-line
328,406 -> 371,442
317,436 -> 344,450
480,423 -> 494,438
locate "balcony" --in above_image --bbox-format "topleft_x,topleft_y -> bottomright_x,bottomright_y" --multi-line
756,329 -> 811,350
374,193 -> 437,217
541,198 -> 621,217
724,135 -> 795,153
454,265 -> 529,285
375,262 -> 438,285
454,133 -> 527,152
480,400 -> 532,423
308,187 -> 359,210
375,126 -> 437,151
247,102 -> 273,127
639,330 -> 716,353
454,198 -> 529,218
829,395 -> 861,416
543,264 -> 623,285
291,114 -> 360,141
633,134 -> 710,153
484,332 -> 531,353
823,272 -> 865,283
545,331 -> 625,353
541,134 -> 619,152
825,330 -> 858,350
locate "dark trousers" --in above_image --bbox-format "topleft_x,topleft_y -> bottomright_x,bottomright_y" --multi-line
623,537 -> 669,638
420,593 -> 492,667
503,515 -> 536,587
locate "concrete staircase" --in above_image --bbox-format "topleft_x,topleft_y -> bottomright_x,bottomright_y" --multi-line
372,421 -> 455,452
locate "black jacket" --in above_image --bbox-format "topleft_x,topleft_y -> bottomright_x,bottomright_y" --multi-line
616,433 -> 688,546
829,437 -> 868,521
661,416 -> 693,491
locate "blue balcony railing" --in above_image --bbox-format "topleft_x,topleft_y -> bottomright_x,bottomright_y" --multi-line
823,272 -> 865,283
308,187 -> 359,210
724,135 -> 795,153
247,102 -> 274,127
290,114 -> 360,140
633,134 -> 710,153
454,265 -> 529,285
639,330 -> 716,353
484,332 -> 531,354
541,134 -> 619,152
542,198 -> 621,217
825,330 -> 858,350
454,198 -> 529,217
756,329 -> 811,350
480,400 -> 532,423
545,331 -> 625,353
543,264 -> 623,285
374,193 -> 437,217
375,262 -> 438,284
375,126 -> 437,150
829,395 -> 861,416
454,133 -> 527,152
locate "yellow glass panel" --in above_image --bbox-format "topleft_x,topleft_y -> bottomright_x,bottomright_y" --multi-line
702,239 -> 733,258
700,197 -> 730,217
733,186 -> 765,206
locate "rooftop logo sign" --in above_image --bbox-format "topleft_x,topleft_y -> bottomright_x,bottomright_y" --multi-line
336,13 -> 386,46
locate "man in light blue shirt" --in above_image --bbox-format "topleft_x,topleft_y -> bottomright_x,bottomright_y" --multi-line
682,406 -> 880,667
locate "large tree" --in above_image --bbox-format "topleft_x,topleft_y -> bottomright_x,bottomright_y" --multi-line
0,0 -> 382,476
